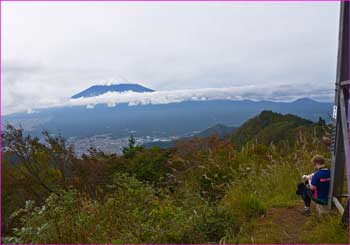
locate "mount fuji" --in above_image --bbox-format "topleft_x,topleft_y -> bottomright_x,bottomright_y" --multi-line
71,83 -> 154,99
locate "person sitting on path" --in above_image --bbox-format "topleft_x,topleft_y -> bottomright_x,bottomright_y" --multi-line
296,155 -> 331,215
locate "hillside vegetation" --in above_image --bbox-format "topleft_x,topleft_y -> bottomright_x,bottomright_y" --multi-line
231,110 -> 315,147
2,111 -> 348,244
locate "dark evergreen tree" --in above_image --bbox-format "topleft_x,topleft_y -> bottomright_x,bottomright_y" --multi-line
122,134 -> 138,158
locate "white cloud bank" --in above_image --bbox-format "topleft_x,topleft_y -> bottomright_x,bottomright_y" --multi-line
4,82 -> 333,115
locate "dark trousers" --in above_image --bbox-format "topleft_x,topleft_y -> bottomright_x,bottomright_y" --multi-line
296,182 -> 327,207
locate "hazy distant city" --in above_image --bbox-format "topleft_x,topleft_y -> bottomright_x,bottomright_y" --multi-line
67,134 -> 182,156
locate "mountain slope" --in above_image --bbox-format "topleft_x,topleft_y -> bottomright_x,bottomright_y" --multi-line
3,105 -> 344,244
231,110 -> 315,147
195,124 -> 236,139
144,123 -> 237,148
71,84 -> 154,99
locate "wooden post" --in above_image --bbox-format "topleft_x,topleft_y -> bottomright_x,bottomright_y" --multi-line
329,1 -> 350,212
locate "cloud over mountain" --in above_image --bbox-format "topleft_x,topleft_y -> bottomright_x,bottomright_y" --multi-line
3,82 -> 333,115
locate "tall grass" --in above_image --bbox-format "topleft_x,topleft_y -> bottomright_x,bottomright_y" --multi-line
302,214 -> 349,244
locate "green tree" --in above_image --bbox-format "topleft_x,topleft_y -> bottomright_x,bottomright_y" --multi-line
122,134 -> 141,158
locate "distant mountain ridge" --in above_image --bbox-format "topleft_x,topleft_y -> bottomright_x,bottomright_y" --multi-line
144,110 -> 323,149
71,83 -> 154,99
3,98 -> 332,139
144,123 -> 237,148
194,124 -> 236,139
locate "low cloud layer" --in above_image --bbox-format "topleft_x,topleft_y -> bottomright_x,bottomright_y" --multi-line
68,83 -> 334,108
5,82 -> 333,115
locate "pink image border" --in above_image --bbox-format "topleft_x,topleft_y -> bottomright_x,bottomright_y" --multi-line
0,0 -> 348,244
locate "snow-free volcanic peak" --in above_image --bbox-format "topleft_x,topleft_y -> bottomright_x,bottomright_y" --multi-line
71,84 -> 155,99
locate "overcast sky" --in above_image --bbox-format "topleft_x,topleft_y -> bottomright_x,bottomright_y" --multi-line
2,1 -> 340,115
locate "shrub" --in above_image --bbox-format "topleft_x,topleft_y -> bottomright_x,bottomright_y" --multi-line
193,207 -> 237,243
126,147 -> 170,185
6,174 -> 197,244
221,188 -> 266,223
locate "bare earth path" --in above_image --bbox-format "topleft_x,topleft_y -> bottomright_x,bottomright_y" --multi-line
246,202 -> 318,243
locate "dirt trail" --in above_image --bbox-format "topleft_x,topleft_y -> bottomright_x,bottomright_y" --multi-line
248,202 -> 315,243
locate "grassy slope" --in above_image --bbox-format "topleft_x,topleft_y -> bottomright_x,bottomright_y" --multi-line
2,111 -> 348,244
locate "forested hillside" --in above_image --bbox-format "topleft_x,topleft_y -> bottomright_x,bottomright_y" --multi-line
2,111 -> 347,244
231,110 -> 317,147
